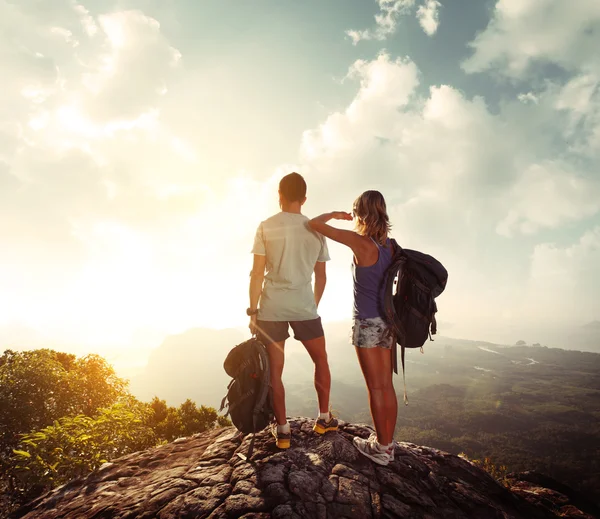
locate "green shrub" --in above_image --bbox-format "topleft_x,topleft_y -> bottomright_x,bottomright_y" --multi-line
11,400 -> 156,500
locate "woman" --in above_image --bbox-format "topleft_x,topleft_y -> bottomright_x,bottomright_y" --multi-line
309,190 -> 397,466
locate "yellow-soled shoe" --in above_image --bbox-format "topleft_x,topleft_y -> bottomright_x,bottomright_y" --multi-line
313,414 -> 339,435
271,425 -> 291,449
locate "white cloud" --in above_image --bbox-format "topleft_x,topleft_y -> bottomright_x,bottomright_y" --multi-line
347,0 -> 415,44
296,52 -> 600,334
554,74 -> 600,156
524,227 -> 600,325
496,162 -> 600,237
416,0 -> 441,36
347,0 -> 441,43
302,54 -> 420,159
518,92 -> 538,104
462,0 -> 600,77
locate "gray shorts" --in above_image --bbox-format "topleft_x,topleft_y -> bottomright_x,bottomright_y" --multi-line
351,317 -> 395,349
256,317 -> 324,344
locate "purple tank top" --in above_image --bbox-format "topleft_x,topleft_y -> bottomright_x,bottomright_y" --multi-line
352,238 -> 393,320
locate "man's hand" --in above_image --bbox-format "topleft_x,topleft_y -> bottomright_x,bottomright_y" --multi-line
249,315 -> 258,335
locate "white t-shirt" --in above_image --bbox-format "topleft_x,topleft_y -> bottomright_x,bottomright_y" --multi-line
252,212 -> 330,321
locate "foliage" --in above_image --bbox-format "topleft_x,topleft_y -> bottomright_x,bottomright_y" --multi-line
459,452 -> 510,487
0,348 -> 231,515
217,415 -> 232,428
0,349 -> 128,461
145,397 -> 231,442
10,401 -> 156,502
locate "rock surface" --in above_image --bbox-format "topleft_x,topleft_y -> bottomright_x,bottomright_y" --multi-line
12,418 -> 597,519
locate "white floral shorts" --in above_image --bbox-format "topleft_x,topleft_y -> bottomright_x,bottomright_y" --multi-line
351,317 -> 395,349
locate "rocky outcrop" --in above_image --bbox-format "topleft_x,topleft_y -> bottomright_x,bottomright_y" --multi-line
506,472 -> 599,519
12,418 -> 596,519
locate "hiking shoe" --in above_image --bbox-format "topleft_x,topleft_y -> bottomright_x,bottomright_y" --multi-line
389,440 -> 397,461
353,435 -> 393,466
313,413 -> 339,435
370,433 -> 396,460
271,425 -> 291,449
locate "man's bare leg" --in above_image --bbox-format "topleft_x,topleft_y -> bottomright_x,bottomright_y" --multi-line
265,340 -> 287,425
301,335 -> 331,413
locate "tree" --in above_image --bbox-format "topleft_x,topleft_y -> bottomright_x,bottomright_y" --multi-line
145,397 -> 182,442
1,349 -> 74,460
0,349 -> 128,461
144,397 -> 230,441
179,399 -> 219,436
458,453 -> 509,487
66,354 -> 128,416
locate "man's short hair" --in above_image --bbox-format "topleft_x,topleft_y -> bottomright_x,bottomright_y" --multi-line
279,172 -> 307,203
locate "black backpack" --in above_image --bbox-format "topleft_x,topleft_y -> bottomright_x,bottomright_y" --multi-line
383,239 -> 448,405
219,337 -> 273,459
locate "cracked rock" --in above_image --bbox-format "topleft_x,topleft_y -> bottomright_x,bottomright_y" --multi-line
11,418 -> 597,519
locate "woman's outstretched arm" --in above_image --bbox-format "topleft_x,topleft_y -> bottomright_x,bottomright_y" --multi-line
309,212 -> 361,250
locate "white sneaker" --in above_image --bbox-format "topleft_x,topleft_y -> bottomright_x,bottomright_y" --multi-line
353,435 -> 393,466
387,438 -> 397,461
366,432 -> 396,460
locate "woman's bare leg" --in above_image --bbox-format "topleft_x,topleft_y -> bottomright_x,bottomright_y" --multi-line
355,345 -> 397,445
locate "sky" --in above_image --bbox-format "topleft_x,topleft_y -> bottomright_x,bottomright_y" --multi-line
1,0 -> 600,362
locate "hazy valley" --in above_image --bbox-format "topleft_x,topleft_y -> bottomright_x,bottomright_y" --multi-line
128,323 -> 600,502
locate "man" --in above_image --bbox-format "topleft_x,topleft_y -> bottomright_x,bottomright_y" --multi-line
248,172 -> 338,449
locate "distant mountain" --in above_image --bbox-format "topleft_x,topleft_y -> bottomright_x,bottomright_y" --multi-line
128,322 -> 368,415
583,320 -> 600,331
128,322 -> 367,408
463,322 -> 600,354
562,321 -> 600,352
129,327 -> 245,409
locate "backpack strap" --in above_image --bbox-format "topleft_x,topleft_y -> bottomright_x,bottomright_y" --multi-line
387,238 -> 404,376
219,379 -> 235,412
247,429 -> 257,459
401,343 -> 408,406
